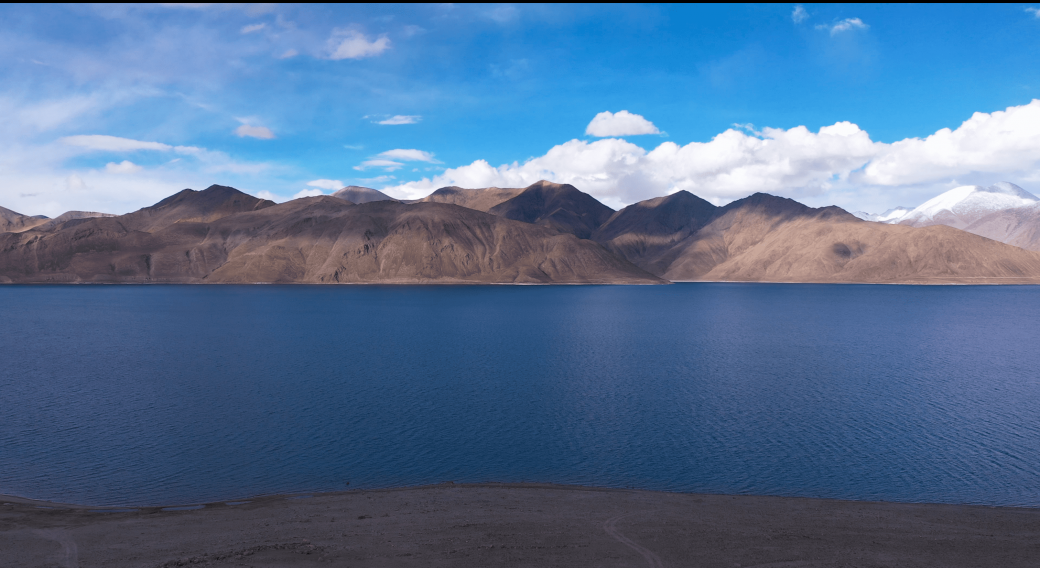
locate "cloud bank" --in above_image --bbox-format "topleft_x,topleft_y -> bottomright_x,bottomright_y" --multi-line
380,100 -> 1040,211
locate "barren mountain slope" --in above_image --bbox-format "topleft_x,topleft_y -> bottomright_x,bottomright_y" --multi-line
28,211 -> 118,232
117,184 -> 275,232
0,206 -> 48,233
488,181 -> 614,239
331,186 -> 395,204
961,203 -> 1040,252
593,190 -> 718,274
661,194 -> 1040,283
0,195 -> 661,284
418,186 -> 525,212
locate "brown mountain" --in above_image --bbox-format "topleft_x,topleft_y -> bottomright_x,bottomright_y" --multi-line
28,211 -> 117,232
331,186 -> 396,204
116,184 -> 274,232
487,181 -> 614,239
652,193 -> 1040,283
417,186 -> 524,212
0,188 -> 661,284
592,190 -> 718,274
0,206 -> 48,233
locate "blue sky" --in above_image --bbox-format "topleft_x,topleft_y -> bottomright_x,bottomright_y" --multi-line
4,4 -> 1040,216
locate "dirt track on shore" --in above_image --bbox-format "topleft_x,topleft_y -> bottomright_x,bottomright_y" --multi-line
4,483 -> 1040,567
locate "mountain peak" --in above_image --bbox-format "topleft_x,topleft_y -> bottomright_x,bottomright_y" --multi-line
488,180 -> 614,239
331,186 -> 395,204
899,183 -> 1039,229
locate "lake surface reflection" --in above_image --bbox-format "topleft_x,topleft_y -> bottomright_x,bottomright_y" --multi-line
1,283 -> 1039,507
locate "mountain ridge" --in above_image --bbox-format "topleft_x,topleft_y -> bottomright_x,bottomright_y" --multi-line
5,183 -> 1040,284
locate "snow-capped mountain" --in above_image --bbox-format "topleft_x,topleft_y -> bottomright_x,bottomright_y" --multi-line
896,182 -> 1039,230
852,207 -> 912,223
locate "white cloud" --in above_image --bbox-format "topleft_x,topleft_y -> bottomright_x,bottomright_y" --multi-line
1027,7 -> 1040,18
376,115 -> 421,125
327,29 -> 391,60
293,188 -> 325,199
379,100 -> 1040,212
856,100 -> 1040,186
357,175 -> 396,183
255,190 -> 280,202
234,124 -> 276,139
354,159 -> 404,171
486,5 -> 519,23
66,174 -> 88,191
792,5 -> 809,23
279,49 -> 299,59
61,135 -> 173,152
105,160 -> 142,174
585,110 -> 661,137
240,23 -> 267,34
306,179 -> 343,190
817,18 -> 868,36
377,149 -> 440,162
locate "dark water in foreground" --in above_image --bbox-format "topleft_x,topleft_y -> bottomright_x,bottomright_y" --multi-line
1,284 -> 1039,507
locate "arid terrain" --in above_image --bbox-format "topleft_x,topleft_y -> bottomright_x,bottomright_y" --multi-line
4,181 -> 1040,284
4,484 -> 1040,568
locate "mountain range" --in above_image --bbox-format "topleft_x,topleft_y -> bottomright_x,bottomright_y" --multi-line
4,181 -> 1040,284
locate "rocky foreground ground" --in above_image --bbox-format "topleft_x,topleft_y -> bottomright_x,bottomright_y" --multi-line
4,483 -> 1040,567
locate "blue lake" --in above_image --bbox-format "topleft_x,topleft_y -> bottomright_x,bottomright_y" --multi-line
1,283 -> 1039,507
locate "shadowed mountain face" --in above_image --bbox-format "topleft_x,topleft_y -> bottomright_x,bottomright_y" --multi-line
0,192 -> 661,284
418,186 -> 524,212
331,186 -> 395,204
488,181 -> 615,239
592,190 -> 718,274
117,184 -> 275,233
0,206 -> 48,233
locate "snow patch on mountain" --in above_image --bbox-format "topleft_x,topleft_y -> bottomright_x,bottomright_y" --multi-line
897,182 -> 1039,229
852,206 -> 912,223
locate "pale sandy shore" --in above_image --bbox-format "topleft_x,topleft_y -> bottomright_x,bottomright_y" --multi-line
4,483 -> 1040,567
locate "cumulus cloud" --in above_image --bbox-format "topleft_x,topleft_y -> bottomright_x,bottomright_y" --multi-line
586,111 -> 661,137
378,100 -> 1040,212
817,18 -> 868,35
306,179 -> 344,190
381,122 -> 876,207
234,124 -> 276,139
857,101 -> 1040,186
292,188 -> 325,199
792,5 -> 809,23
327,29 -> 391,60
105,160 -> 142,174
377,149 -> 439,162
375,115 -> 420,125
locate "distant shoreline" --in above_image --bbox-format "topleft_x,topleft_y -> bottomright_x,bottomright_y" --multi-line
5,483 -> 1040,567
3,481 -> 1040,511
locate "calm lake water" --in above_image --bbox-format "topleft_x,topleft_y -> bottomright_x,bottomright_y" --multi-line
1,283 -> 1039,507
